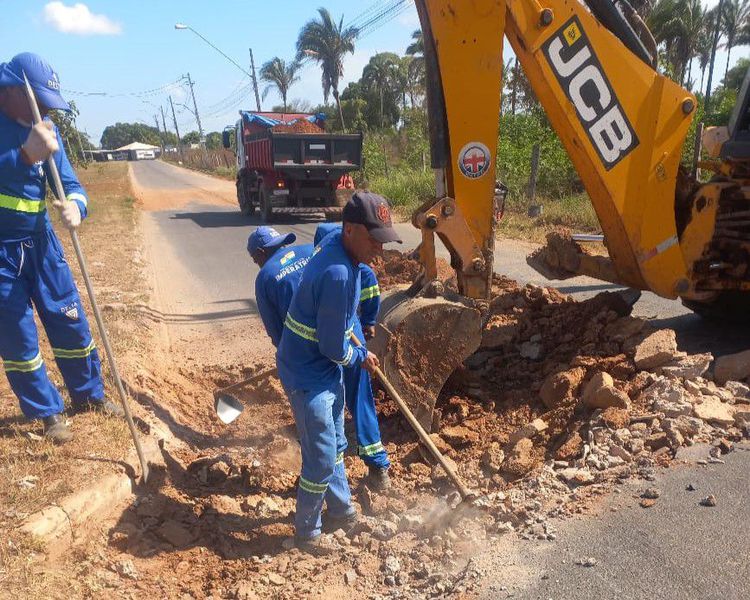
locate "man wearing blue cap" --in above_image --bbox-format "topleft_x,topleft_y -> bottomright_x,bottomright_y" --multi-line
313,223 -> 391,490
248,226 -> 313,348
0,53 -> 122,444
277,191 -> 401,554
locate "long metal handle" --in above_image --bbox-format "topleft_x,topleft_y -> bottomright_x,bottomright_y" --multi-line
350,332 -> 473,500
23,73 -> 149,483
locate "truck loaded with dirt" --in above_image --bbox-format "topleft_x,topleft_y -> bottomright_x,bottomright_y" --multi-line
223,111 -> 362,222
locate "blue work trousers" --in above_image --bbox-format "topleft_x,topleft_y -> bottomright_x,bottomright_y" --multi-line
0,229 -> 104,419
286,376 -> 354,540
344,321 -> 390,469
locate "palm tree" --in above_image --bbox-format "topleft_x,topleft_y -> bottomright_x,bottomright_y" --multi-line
296,8 -> 358,130
649,0 -> 706,85
721,0 -> 750,78
406,29 -> 424,56
362,53 -> 400,128
259,58 -> 301,113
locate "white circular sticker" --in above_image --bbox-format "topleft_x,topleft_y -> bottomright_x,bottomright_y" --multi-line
457,141 -> 491,179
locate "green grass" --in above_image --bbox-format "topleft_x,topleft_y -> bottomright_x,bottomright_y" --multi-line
366,169 -> 434,214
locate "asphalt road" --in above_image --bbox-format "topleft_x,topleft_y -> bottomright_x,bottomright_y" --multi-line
479,443 -> 750,600
131,159 -> 749,358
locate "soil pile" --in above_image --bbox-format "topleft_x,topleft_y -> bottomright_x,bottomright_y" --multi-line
372,249 -> 455,289
271,119 -> 323,134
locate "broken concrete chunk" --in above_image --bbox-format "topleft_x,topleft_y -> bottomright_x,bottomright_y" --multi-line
725,380 -> 750,399
714,350 -> 750,386
658,353 -> 713,380
558,467 -> 594,485
508,418 -> 548,445
692,396 -> 736,425
555,431 -> 584,461
633,329 -> 678,371
440,425 -> 480,448
502,438 -> 537,478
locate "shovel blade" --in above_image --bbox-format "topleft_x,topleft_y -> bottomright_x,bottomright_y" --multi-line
214,393 -> 244,424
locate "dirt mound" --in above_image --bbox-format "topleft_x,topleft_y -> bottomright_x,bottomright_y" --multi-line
271,119 -> 323,134
372,249 -> 455,289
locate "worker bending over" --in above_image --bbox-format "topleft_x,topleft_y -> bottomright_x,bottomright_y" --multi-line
314,223 -> 391,490
0,53 -> 122,443
248,226 -> 313,348
277,192 -> 401,553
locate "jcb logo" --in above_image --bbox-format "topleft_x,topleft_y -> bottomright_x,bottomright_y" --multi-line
542,17 -> 639,170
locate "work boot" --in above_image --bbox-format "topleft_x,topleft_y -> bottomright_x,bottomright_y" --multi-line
322,510 -> 358,534
72,399 -> 125,418
294,534 -> 339,556
43,414 -> 73,444
366,465 -> 391,491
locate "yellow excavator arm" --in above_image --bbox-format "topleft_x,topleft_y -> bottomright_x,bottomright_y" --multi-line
413,0 -> 712,301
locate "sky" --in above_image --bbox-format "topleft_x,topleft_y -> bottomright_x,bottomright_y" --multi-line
2,1 -> 747,147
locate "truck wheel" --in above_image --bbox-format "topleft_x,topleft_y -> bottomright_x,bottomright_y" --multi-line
682,292 -> 750,324
259,188 -> 273,223
237,177 -> 255,217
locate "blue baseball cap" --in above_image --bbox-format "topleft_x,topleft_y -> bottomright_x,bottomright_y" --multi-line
0,53 -> 70,111
314,223 -> 341,246
247,226 -> 296,254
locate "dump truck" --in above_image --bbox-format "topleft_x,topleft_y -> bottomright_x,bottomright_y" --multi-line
372,0 -> 750,432
222,112 -> 362,222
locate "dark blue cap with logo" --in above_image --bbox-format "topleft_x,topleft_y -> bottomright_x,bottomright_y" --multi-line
0,53 -> 70,111
342,191 -> 401,243
247,226 -> 296,254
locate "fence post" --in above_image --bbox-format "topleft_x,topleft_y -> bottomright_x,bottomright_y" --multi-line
526,143 -> 542,217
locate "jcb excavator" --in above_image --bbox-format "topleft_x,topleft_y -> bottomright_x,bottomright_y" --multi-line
374,0 -> 750,431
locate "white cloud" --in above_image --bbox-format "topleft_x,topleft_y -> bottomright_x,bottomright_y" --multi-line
397,7 -> 420,29
43,2 -> 122,36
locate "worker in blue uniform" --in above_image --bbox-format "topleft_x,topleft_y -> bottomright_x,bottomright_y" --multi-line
277,192 -> 401,554
313,223 -> 391,490
248,226 -> 313,348
0,53 -> 123,444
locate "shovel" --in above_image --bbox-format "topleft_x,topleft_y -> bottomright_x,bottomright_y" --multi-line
214,367 -> 278,424
350,333 -> 477,503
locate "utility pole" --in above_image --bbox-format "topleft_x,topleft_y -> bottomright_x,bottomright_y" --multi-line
154,115 -> 164,153
160,106 -> 169,147
249,49 -> 262,112
169,95 -> 182,148
183,72 -> 205,145
704,0 -> 725,114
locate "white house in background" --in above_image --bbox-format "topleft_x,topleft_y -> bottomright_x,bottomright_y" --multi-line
115,142 -> 161,161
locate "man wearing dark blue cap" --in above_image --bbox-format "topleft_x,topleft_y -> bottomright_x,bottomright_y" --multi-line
248,226 -> 313,348
0,53 -> 122,444
277,191 -> 401,554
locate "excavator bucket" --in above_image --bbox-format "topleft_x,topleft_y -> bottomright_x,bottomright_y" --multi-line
370,287 -> 483,432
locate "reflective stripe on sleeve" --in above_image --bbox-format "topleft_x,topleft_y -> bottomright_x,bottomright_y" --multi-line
360,284 -> 380,302
66,192 -> 88,207
284,314 -> 318,342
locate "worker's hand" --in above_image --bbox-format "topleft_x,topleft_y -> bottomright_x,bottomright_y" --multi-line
60,201 -> 81,230
363,351 -> 380,374
364,325 -> 376,341
21,121 -> 58,164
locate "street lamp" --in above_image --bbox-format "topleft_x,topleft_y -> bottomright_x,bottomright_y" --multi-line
174,23 -> 253,79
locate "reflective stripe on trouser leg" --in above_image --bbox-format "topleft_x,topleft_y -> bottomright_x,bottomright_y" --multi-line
33,230 -> 104,403
343,337 -> 390,469
289,379 -> 353,540
0,244 -> 64,419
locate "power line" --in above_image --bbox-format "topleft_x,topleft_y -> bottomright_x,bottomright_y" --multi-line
345,1 -> 390,29
358,2 -> 412,39
62,77 -> 185,98
354,0 -> 409,38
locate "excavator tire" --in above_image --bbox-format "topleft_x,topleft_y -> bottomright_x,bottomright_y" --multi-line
681,292 -> 750,324
370,287 -> 483,432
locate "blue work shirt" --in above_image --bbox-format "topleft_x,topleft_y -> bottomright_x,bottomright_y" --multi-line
313,223 -> 380,326
277,232 -> 367,392
255,243 -> 314,347
0,112 -> 88,241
